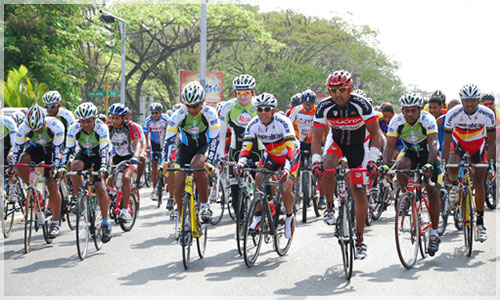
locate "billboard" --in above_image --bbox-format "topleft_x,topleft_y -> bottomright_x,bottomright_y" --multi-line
179,70 -> 224,105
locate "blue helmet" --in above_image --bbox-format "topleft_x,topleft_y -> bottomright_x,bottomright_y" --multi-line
109,103 -> 129,116
301,89 -> 316,103
149,102 -> 163,111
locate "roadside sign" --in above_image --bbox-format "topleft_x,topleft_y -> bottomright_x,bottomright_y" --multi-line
88,91 -> 119,97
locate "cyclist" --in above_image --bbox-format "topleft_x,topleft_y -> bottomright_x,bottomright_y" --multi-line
42,90 -> 76,134
161,81 -> 220,223
382,93 -> 442,255
58,103 -> 112,243
235,92 -> 300,239
108,103 -> 143,224
436,99 -> 461,153
2,115 -> 17,166
311,70 -> 384,259
378,103 -> 403,160
125,109 -> 148,189
143,102 -> 173,207
442,84 -> 496,242
285,93 -> 303,117
10,111 -> 26,127
10,104 -> 65,238
288,89 -> 327,208
218,74 -> 262,219
424,90 -> 447,115
97,114 -> 107,123
480,93 -> 500,137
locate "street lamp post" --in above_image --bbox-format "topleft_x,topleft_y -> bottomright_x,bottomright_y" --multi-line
100,10 -> 126,105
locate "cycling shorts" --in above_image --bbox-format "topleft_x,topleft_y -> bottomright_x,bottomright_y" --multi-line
112,154 -> 137,172
451,135 -> 486,163
175,143 -> 209,167
74,150 -> 104,182
151,142 -> 162,162
258,148 -> 300,179
25,145 -> 54,178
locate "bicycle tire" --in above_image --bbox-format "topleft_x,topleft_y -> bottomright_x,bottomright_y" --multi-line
236,188 -> 249,256
365,191 -> 375,226
227,199 -> 235,220
119,192 -> 139,232
462,187 -> 473,257
311,173 -> 321,217
209,179 -> 225,225
339,199 -> 354,280
181,193 -> 192,270
372,186 -> 386,221
274,192 -> 293,256
156,174 -> 163,208
485,178 -> 496,209
394,193 -> 419,269
174,211 -> 180,241
24,191 -> 34,254
76,193 -> 90,260
92,196 -> 103,250
418,198 -> 431,259
197,223 -> 208,258
2,197 -> 15,238
438,190 -> 449,235
302,171 -> 309,223
244,196 -> 263,267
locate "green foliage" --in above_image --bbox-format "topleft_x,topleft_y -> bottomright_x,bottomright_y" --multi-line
1,65 -> 49,108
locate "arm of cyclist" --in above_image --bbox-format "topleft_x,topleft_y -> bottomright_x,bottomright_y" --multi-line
366,120 -> 384,175
235,126 -> 256,176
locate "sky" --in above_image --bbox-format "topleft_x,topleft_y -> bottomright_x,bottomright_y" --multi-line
237,0 -> 500,101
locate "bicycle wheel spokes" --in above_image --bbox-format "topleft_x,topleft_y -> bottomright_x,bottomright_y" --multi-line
119,193 -> 139,232
24,192 -> 34,254
339,202 -> 354,280
236,190 -> 248,256
462,189 -> 473,257
274,198 -> 293,256
76,194 -> 90,260
181,196 -> 192,270
244,197 -> 263,267
395,194 -> 419,269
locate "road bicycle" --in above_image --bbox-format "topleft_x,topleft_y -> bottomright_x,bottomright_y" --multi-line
446,153 -> 489,257
390,168 -> 434,269
484,170 -> 496,209
243,168 -> 292,267
107,160 -> 140,232
59,176 -> 77,230
68,170 -> 103,260
207,163 -> 228,225
13,163 -> 53,254
166,166 -> 207,270
319,167 -> 366,280
297,150 -> 321,223
2,167 -> 26,238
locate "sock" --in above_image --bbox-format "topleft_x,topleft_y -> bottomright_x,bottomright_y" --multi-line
121,208 -> 127,215
51,221 -> 60,226
102,218 -> 110,227
201,202 -> 209,209
477,211 -> 484,226
430,228 -> 439,236
327,201 -> 334,210
355,232 -> 363,243
286,212 -> 293,218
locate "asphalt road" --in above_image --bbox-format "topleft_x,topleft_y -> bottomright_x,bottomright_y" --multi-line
1,187 -> 498,298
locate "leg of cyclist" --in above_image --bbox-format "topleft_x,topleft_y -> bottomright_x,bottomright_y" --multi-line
95,180 -> 111,243
136,156 -> 146,187
445,145 -> 463,206
15,153 -> 32,184
152,160 -> 159,193
427,177 -> 441,255
322,154 -> 339,225
46,176 -> 62,238
473,165 -> 487,242
174,170 -> 187,212
119,166 -> 135,223
192,154 -> 212,223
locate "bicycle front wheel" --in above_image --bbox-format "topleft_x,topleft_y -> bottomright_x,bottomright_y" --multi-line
339,201 -> 354,280
156,174 -> 163,208
394,193 -> 419,269
462,187 -> 473,257
76,193 -> 90,260
209,179 -> 225,225
181,194 -> 192,270
244,196 -> 263,267
485,178 -> 496,209
92,197 -> 103,250
372,186 -> 386,221
438,190 -> 449,235
274,193 -> 293,256
236,189 -> 249,256
24,191 -> 34,254
119,192 -> 139,232
2,196 -> 15,238
197,223 -> 208,258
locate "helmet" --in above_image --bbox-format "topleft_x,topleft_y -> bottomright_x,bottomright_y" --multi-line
181,81 -> 205,105
253,93 -> 278,108
96,114 -> 107,122
172,103 -> 183,112
399,92 -> 423,107
165,109 -> 174,118
431,90 -> 446,102
11,111 -> 25,126
149,102 -> 163,111
109,103 -> 129,116
42,90 -> 62,105
326,70 -> 352,88
232,74 -> 256,90
351,89 -> 367,98
26,104 -> 46,130
75,102 -> 97,120
459,84 -> 481,100
290,93 -> 302,107
301,89 -> 316,103
481,93 -> 495,101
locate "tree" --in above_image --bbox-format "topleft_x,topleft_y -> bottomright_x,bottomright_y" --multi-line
1,65 -> 48,108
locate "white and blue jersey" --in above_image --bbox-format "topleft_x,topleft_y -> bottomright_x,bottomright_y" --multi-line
143,114 -> 169,146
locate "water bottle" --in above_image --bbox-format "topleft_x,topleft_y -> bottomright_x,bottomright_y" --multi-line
116,172 -> 123,189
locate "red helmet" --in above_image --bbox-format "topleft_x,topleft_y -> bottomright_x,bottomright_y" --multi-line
326,70 -> 352,88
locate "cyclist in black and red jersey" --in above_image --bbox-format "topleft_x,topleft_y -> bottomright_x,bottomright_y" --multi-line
311,70 -> 385,259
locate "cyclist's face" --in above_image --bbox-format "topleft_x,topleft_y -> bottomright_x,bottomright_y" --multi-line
382,111 -> 394,124
186,101 -> 203,117
151,110 -> 161,121
428,102 -> 442,118
79,117 -> 96,133
111,114 -> 125,128
257,106 -> 275,124
45,104 -> 60,116
480,100 -> 495,112
462,98 -> 479,114
302,101 -> 314,112
329,86 -> 352,106
402,106 -> 420,124
235,90 -> 254,106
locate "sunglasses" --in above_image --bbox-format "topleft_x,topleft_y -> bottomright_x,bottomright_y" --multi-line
328,86 -> 350,93
257,107 -> 273,112
151,111 -> 160,115
236,91 -> 253,96
186,103 -> 201,109
45,104 -> 57,109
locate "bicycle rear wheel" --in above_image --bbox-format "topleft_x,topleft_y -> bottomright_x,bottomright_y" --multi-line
76,193 -> 90,260
92,197 -> 103,250
156,174 -> 163,208
236,189 -> 250,256
365,192 -> 375,226
24,191 -> 34,254
462,188 -> 473,257
181,194 -> 192,270
438,190 -> 449,235
419,198 -> 431,259
274,194 -> 293,256
339,201 -> 354,280
394,193 -> 419,269
372,186 -> 386,221
2,197 -> 15,238
485,178 -> 496,209
209,179 -> 225,225
244,196 -> 263,267
119,192 -> 139,232
302,172 -> 310,223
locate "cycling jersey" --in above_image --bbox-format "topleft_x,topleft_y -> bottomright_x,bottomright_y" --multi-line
288,104 -> 316,144
143,113 -> 169,145
11,117 -> 65,167
109,121 -> 142,157
239,113 -> 299,172
162,105 -> 220,164
217,98 -> 261,158
444,105 -> 495,149
47,107 -> 76,133
1,115 -> 17,150
314,94 -> 377,146
62,119 -> 110,167
379,118 -> 403,151
387,111 -> 438,156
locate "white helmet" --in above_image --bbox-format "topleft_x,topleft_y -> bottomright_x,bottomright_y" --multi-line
459,84 -> 481,100
181,81 -> 205,105
232,74 -> 256,90
253,93 -> 278,108
26,104 -> 46,130
42,90 -> 62,105
75,102 -> 97,120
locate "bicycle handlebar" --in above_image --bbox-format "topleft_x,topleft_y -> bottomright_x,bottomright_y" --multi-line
322,167 -> 367,175
387,168 -> 435,187
12,163 -> 53,168
67,170 -> 100,176
165,167 -> 206,172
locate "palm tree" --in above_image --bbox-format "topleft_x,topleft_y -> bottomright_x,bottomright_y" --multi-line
1,65 -> 48,108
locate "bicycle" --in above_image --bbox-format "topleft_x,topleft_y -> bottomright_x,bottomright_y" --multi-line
2,168 -> 26,238
243,168 -> 292,267
319,167 -> 366,280
484,170 -> 496,209
67,170 -> 103,260
107,160 -> 140,232
445,153 -> 489,257
389,168 -> 434,269
207,163 -> 228,225
12,163 -> 54,254
59,176 -> 77,231
154,165 -> 165,208
142,149 -> 153,188
166,166 -> 207,270
297,150 -> 321,223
